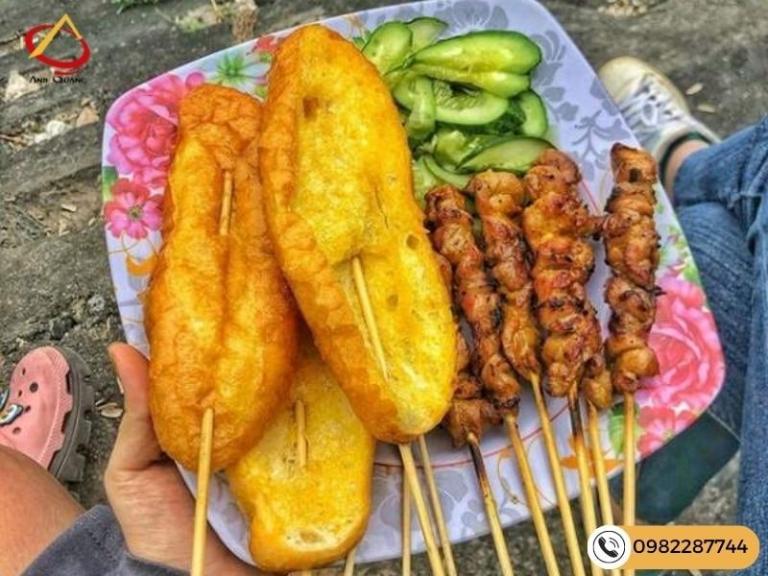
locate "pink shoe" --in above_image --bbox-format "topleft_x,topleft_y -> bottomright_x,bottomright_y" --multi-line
0,347 -> 94,481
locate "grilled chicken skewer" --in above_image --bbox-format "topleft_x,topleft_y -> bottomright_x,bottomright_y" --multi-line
426,187 -> 516,576
465,171 -> 561,576
604,144 -> 660,576
523,151 -> 613,576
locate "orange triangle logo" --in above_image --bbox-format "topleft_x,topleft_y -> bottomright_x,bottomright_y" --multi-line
28,14 -> 83,59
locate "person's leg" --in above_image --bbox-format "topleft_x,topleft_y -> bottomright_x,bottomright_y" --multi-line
0,445 -> 84,575
673,117 -> 768,575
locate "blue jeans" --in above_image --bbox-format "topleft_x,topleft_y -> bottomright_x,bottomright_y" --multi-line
625,117 -> 768,575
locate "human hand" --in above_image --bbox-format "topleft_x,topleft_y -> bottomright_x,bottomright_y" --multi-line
104,343 -> 256,575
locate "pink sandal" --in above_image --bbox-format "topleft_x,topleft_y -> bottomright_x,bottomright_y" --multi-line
0,347 -> 94,481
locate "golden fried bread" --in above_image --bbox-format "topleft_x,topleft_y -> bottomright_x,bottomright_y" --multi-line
259,25 -> 456,443
147,85 -> 298,470
227,331 -> 375,572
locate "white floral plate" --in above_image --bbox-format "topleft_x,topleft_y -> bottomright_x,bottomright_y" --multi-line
101,0 -> 725,565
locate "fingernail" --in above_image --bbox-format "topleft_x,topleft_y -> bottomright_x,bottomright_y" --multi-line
107,346 -> 125,395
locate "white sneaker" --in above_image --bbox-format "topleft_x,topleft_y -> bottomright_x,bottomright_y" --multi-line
598,56 -> 719,162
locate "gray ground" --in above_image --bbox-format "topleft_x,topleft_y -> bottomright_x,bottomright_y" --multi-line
1,0 -> 765,574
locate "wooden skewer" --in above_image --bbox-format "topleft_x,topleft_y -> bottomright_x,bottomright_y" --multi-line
467,432 -> 514,576
623,392 -> 636,576
192,170 -> 234,576
418,435 -> 458,576
296,400 -> 313,576
351,256 -> 445,576
586,404 -> 620,576
344,548 -> 356,576
587,404 -> 614,527
504,415 -> 561,576
530,376 -> 587,576
192,408 -> 214,576
402,478 -> 411,576
568,393 -> 602,576
399,444 -> 446,576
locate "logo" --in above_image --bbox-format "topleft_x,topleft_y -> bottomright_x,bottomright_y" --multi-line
24,14 -> 90,76
588,525 -> 631,569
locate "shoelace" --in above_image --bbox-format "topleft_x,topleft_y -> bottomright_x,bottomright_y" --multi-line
619,74 -> 685,136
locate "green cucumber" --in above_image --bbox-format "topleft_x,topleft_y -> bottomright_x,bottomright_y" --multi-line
459,136 -> 554,173
406,17 -> 448,52
410,64 -> 530,98
412,30 -> 542,74
394,77 -> 508,125
516,91 -> 548,137
424,155 -> 471,188
412,156 -> 442,204
405,77 -> 436,141
362,22 -> 412,74
433,128 -> 500,169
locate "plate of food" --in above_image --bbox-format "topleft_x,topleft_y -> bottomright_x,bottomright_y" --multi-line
102,0 -> 724,572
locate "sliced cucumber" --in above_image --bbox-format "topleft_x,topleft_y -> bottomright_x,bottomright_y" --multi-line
394,77 -> 508,125
412,156 -> 442,205
424,155 -> 471,188
362,22 -> 412,74
406,17 -> 448,52
459,136 -> 554,173
410,64 -> 530,98
479,99 -> 526,136
412,31 -> 542,74
405,77 -> 436,141
516,91 -> 548,137
433,128 -> 500,169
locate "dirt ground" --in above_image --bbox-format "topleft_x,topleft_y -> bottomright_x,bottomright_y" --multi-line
1,1 -> 765,573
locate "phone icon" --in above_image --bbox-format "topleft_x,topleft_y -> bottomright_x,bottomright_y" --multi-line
598,536 -> 620,559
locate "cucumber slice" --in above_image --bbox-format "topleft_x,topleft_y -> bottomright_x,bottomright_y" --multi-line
362,22 -> 413,74
433,128 -> 500,169
459,136 -> 554,173
516,91 -> 548,137
424,155 -> 471,188
412,156 -> 442,205
410,64 -> 530,98
406,17 -> 448,52
405,77 -> 436,141
394,77 -> 508,125
412,31 -> 542,74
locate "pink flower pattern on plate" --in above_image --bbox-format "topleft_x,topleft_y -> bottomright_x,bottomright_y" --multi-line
637,404 -> 697,455
104,179 -> 162,239
635,273 -> 725,454
107,72 -> 204,189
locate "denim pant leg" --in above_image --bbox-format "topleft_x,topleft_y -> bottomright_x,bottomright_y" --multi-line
674,117 -> 768,576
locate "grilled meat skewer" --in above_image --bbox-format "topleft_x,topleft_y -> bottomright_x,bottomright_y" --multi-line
522,151 -> 612,408
426,186 -> 521,430
604,144 -> 661,392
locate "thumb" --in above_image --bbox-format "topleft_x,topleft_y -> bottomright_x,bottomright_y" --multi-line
107,343 -> 163,471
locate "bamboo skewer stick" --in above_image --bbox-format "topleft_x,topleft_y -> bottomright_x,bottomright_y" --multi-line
297,401 -> 312,576
402,479 -> 411,576
192,170 -> 234,576
351,256 -> 445,576
568,393 -> 602,576
399,444 -> 446,576
530,376 -> 586,576
623,392 -> 636,576
587,404 -> 614,528
418,435 -> 458,576
344,548 -> 357,576
586,405 -> 620,576
467,433 -> 514,576
192,408 -> 214,576
505,415 -> 561,576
